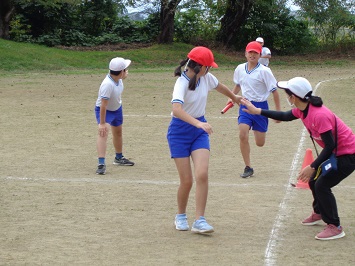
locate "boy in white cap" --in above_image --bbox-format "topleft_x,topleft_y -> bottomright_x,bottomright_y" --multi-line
256,37 -> 271,66
94,57 -> 135,175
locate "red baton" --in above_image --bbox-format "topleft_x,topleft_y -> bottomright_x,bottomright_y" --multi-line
221,102 -> 234,114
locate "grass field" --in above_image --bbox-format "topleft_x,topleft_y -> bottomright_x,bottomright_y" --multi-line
0,39 -> 353,73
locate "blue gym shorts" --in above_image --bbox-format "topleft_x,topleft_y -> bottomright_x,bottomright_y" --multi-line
167,116 -> 210,158
239,101 -> 269,132
95,106 -> 123,127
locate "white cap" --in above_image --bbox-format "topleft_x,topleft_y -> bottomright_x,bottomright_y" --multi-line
109,57 -> 131,71
256,37 -> 264,43
277,77 -> 313,99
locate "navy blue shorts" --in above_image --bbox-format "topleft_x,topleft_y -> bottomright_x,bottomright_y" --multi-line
167,116 -> 210,158
95,106 -> 123,127
239,101 -> 269,132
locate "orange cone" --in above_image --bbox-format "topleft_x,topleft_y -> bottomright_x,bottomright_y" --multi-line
296,148 -> 314,189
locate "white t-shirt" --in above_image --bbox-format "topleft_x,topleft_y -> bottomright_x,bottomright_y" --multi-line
171,71 -> 218,118
233,62 -> 277,102
95,74 -> 123,111
259,47 -> 271,66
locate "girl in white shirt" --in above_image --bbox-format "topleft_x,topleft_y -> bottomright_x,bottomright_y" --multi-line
167,46 -> 242,234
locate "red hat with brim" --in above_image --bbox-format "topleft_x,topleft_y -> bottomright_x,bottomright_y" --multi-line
246,41 -> 262,54
187,46 -> 218,68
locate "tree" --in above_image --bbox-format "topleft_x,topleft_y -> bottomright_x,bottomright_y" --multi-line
0,0 -> 15,39
157,0 -> 182,43
127,0 -> 205,44
1,0 -> 81,40
78,0 -> 121,36
233,0 -> 316,54
294,0 -> 355,43
217,0 -> 253,46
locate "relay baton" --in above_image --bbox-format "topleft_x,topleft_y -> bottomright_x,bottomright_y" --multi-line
221,102 -> 234,114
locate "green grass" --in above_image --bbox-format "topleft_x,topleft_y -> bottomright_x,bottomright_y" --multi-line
0,39 -> 353,74
0,40 -> 196,73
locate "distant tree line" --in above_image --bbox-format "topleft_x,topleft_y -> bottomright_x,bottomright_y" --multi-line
0,0 -> 354,54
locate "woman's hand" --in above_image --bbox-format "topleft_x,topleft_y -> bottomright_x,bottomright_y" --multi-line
297,165 -> 315,182
240,99 -> 261,115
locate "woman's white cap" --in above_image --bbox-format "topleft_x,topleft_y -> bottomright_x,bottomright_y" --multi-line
277,77 -> 312,99
109,57 -> 131,71
256,37 -> 264,43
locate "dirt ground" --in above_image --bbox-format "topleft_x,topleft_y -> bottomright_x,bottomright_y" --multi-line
0,63 -> 355,265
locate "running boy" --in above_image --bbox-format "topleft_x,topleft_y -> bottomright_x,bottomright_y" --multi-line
232,41 -> 281,178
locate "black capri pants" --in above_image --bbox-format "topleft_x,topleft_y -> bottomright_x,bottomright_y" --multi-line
309,154 -> 355,226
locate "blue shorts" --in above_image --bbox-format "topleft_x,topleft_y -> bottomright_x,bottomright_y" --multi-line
95,106 -> 123,127
167,116 -> 210,158
239,101 -> 269,132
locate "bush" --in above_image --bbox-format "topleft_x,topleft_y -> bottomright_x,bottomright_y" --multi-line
110,16 -> 153,43
273,20 -> 318,55
36,33 -> 62,47
94,33 -> 124,45
234,2 -> 317,55
174,8 -> 218,44
9,14 -> 32,42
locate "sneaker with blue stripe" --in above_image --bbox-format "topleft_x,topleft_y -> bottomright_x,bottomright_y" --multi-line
174,213 -> 189,231
192,216 -> 214,234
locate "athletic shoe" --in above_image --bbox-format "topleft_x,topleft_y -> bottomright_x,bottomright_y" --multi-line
96,164 -> 106,175
191,216 -> 214,234
240,166 -> 254,178
315,224 -> 345,240
302,212 -> 322,225
113,156 -> 135,166
174,214 -> 189,231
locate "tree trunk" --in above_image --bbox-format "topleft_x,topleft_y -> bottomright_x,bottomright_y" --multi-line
217,0 -> 253,47
0,0 -> 15,39
157,0 -> 181,44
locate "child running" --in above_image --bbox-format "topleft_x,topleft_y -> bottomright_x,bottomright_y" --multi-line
231,41 -> 281,178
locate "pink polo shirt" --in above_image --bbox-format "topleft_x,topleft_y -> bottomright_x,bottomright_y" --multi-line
292,104 -> 355,156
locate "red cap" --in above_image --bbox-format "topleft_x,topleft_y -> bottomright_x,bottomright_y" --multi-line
187,46 -> 218,68
246,41 -> 262,54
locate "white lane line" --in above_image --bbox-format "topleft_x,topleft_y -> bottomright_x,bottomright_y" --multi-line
264,129 -> 307,266
125,114 -> 238,119
2,175 -> 354,189
0,176 -> 285,188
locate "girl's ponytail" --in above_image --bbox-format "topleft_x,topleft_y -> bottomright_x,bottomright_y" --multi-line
174,58 -> 202,91
174,58 -> 189,77
188,64 -> 201,91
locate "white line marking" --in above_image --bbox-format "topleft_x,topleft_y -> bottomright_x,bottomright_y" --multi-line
125,114 -> 238,119
264,129 -> 306,265
0,176 -> 285,188
3,175 -> 354,189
